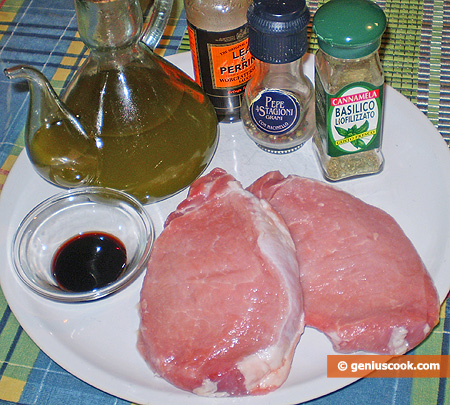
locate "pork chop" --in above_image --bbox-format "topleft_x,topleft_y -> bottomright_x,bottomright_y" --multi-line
138,168 -> 304,396
248,171 -> 440,355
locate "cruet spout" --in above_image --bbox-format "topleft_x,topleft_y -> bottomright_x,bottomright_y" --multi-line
4,65 -> 99,188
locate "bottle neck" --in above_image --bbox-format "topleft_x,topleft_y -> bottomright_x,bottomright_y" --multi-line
184,0 -> 253,32
318,48 -> 380,64
254,57 -> 304,79
315,48 -> 384,92
75,0 -> 143,52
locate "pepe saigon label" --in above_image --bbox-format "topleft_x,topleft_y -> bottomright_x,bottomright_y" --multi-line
324,82 -> 384,157
250,89 -> 300,135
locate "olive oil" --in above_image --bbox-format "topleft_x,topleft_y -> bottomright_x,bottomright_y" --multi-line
30,70 -> 218,203
28,56 -> 218,203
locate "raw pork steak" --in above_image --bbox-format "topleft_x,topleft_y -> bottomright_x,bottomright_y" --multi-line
138,168 -> 304,396
248,171 -> 440,355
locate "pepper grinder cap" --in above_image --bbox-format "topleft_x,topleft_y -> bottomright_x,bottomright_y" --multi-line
313,0 -> 387,59
247,0 -> 310,64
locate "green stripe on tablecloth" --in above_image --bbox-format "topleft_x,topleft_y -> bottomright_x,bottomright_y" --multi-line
409,301 -> 450,404
0,0 -> 27,24
381,0 -> 423,103
0,291 -> 40,382
5,137 -> 23,157
425,0 -> 443,127
179,29 -> 191,53
418,0 -> 450,141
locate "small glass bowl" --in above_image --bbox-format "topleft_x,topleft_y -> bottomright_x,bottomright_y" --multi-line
12,187 -> 155,303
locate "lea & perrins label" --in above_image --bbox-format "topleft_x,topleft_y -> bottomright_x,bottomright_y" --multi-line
187,22 -> 255,120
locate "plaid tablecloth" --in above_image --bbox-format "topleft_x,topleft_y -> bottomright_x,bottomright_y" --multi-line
0,0 -> 449,404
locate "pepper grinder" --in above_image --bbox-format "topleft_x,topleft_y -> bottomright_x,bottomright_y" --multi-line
241,0 -> 315,153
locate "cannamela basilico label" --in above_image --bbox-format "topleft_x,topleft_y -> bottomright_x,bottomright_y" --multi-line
326,83 -> 384,157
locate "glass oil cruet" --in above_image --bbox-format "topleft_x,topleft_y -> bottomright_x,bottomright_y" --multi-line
4,0 -> 218,204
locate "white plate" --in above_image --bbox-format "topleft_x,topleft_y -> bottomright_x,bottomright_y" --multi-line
1,52 -> 450,405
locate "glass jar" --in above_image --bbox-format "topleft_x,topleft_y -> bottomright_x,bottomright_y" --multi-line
241,0 -> 315,153
313,0 -> 387,181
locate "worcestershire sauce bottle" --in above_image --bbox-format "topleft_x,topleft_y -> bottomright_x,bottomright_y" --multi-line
184,0 -> 255,123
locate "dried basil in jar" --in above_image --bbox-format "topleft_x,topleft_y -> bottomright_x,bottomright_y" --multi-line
313,0 -> 387,180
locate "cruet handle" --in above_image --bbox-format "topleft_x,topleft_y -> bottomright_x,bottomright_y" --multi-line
141,0 -> 174,50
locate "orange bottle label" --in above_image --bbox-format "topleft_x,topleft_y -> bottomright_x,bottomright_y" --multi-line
187,22 -> 254,93
188,25 -> 201,86
187,22 -> 255,116
208,38 -> 255,89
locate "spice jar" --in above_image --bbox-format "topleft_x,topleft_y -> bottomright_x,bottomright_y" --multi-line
241,0 -> 315,153
313,0 -> 387,181
184,0 -> 255,123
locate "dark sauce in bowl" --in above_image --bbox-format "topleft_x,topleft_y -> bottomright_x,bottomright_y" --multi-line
52,232 -> 127,292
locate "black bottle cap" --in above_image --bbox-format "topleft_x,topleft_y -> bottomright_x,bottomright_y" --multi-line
247,0 -> 310,64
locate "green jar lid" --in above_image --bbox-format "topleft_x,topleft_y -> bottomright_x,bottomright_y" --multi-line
313,0 -> 386,59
